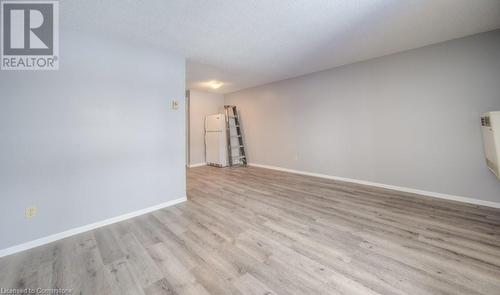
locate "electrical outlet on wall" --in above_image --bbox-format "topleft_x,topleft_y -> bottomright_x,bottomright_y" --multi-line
25,206 -> 37,219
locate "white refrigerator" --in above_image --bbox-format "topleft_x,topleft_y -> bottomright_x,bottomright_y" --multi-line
205,114 -> 228,167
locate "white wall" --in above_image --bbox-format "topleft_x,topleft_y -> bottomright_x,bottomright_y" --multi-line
0,30 -> 186,251
225,30 -> 500,204
188,90 -> 224,166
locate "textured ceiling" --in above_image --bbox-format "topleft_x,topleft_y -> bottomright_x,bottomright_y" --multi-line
62,0 -> 500,94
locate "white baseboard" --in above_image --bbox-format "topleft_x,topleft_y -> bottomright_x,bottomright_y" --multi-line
189,163 -> 206,168
248,163 -> 500,209
0,196 -> 187,258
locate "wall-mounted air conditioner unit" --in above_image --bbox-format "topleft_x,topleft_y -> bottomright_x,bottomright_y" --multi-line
481,111 -> 500,180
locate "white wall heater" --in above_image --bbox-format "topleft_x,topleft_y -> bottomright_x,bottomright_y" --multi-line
481,111 -> 500,180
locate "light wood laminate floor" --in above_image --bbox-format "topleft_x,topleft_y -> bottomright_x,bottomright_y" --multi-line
1,166 -> 500,295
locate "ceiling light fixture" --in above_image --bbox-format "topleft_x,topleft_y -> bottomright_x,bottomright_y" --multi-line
208,80 -> 224,89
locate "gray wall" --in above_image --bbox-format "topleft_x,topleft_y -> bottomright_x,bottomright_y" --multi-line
0,30 -> 186,250
188,90 -> 224,166
226,30 -> 500,203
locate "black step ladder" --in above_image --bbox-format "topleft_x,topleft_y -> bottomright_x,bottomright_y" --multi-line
224,105 -> 247,166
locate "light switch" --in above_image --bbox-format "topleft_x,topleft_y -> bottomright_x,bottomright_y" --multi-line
171,100 -> 179,110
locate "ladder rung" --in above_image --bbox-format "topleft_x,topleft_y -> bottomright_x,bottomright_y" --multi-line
230,163 -> 246,167
231,145 -> 244,148
230,135 -> 242,137
231,155 -> 246,159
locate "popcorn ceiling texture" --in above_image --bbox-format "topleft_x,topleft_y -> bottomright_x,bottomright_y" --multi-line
62,0 -> 500,93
